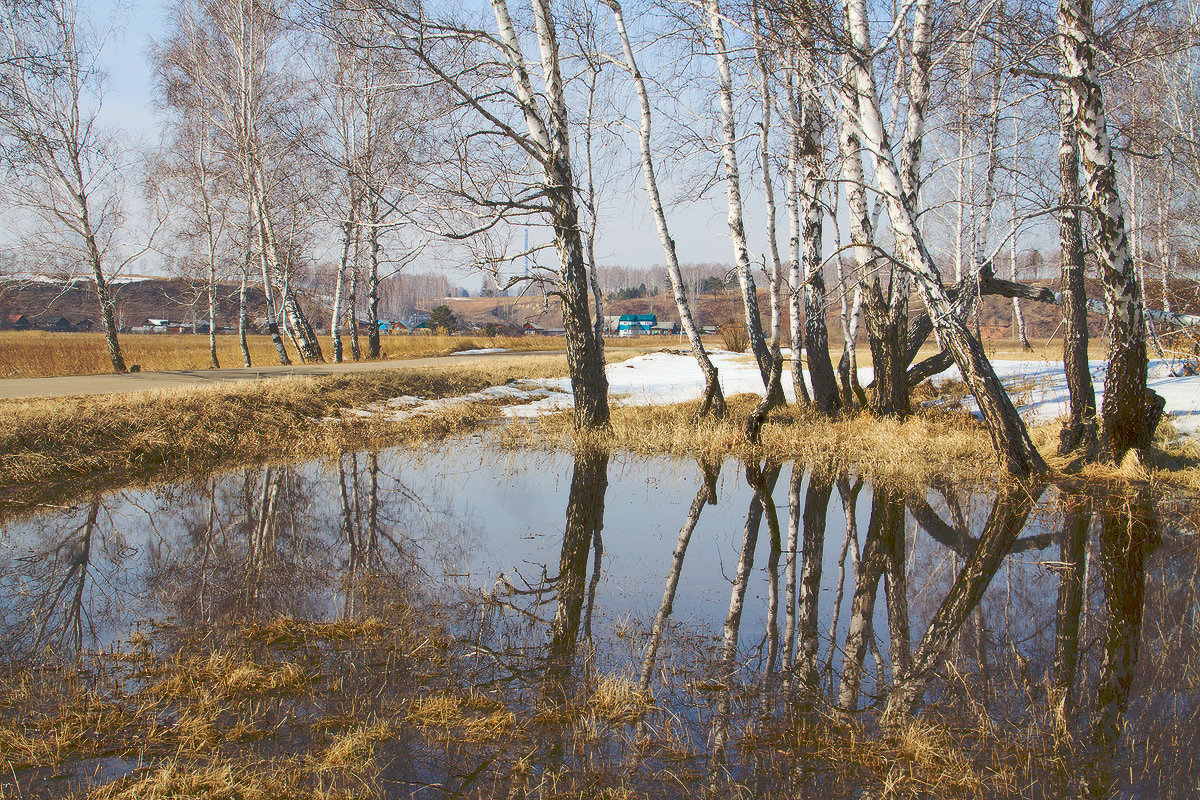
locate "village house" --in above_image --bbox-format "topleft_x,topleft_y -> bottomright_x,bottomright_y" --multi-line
617,313 -> 656,336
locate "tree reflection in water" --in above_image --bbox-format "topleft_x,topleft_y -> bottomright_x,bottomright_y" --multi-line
0,446 -> 1195,798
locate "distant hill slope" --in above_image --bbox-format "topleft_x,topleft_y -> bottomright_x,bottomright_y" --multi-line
441,275 -> 1199,344
0,277 -> 269,330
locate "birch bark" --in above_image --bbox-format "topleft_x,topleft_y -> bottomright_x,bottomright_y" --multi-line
704,0 -> 779,399
795,9 -> 840,413
841,0 -> 1046,475
1055,74 -> 1097,456
605,0 -> 724,417
499,0 -> 610,430
1059,0 -> 1162,460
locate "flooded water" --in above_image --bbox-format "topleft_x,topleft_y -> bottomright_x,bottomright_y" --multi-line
1,436 -> 1197,798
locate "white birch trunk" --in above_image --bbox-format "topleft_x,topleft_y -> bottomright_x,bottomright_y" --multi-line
605,0 -> 724,416
786,70 -> 812,406
705,0 -> 776,395
1059,0 -> 1161,460
843,0 -> 1046,475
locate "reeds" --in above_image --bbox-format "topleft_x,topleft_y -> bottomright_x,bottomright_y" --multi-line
499,396 -> 998,491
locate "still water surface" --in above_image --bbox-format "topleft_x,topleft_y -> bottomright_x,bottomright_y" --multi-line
1,437 -> 1196,798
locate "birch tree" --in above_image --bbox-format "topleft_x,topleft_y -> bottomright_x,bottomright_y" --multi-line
603,0 -> 724,418
0,0 -> 135,373
774,0 -> 840,413
1056,48 -> 1097,456
370,0 -> 610,430
839,0 -> 1047,476
155,0 -> 325,365
704,0 -> 781,403
1059,0 -> 1164,461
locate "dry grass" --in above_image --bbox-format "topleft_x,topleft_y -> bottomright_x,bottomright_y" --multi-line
769,708 -> 1073,799
0,360 -> 573,509
0,331 -> 561,379
0,610 -> 446,798
0,598 -> 1108,800
406,692 -> 517,743
499,395 -> 997,491
0,329 -> 1075,381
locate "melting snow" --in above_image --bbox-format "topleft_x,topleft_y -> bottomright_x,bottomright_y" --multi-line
334,347 -> 1198,439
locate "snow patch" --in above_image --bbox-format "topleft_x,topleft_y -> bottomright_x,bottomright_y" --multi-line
324,381 -> 566,424
502,351 -> 1200,438
329,349 -> 1199,440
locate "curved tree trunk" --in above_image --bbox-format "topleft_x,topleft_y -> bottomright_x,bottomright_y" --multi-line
606,0 -> 723,418
841,0 -> 1046,476
883,480 -> 1044,722
639,459 -> 720,691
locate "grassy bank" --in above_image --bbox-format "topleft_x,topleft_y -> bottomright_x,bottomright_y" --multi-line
0,356 -> 572,510
4,345 -> 1197,511
499,395 -> 997,491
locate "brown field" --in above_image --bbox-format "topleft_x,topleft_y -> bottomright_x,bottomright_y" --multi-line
0,331 -> 569,379
0,327 -> 1108,382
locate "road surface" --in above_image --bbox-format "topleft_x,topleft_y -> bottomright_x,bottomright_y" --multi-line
0,350 -> 568,400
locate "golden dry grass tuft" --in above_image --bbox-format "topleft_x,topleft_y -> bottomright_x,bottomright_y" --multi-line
316,719 -> 394,772
588,675 -> 654,723
90,761 -> 302,800
501,395 -> 997,491
406,691 -> 517,743
772,706 -> 1073,799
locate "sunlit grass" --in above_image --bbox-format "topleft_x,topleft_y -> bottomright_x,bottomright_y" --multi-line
0,331 -> 562,379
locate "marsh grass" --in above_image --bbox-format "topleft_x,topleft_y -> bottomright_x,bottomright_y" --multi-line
0,608 -> 1084,800
498,395 -> 997,490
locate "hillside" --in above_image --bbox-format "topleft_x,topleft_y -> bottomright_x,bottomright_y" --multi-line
0,277 -> 269,330
441,275 -> 1200,344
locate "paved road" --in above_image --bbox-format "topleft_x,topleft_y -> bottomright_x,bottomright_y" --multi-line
0,349 -> 568,400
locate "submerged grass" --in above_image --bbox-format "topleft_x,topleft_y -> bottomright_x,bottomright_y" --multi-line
0,609 -> 1082,800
